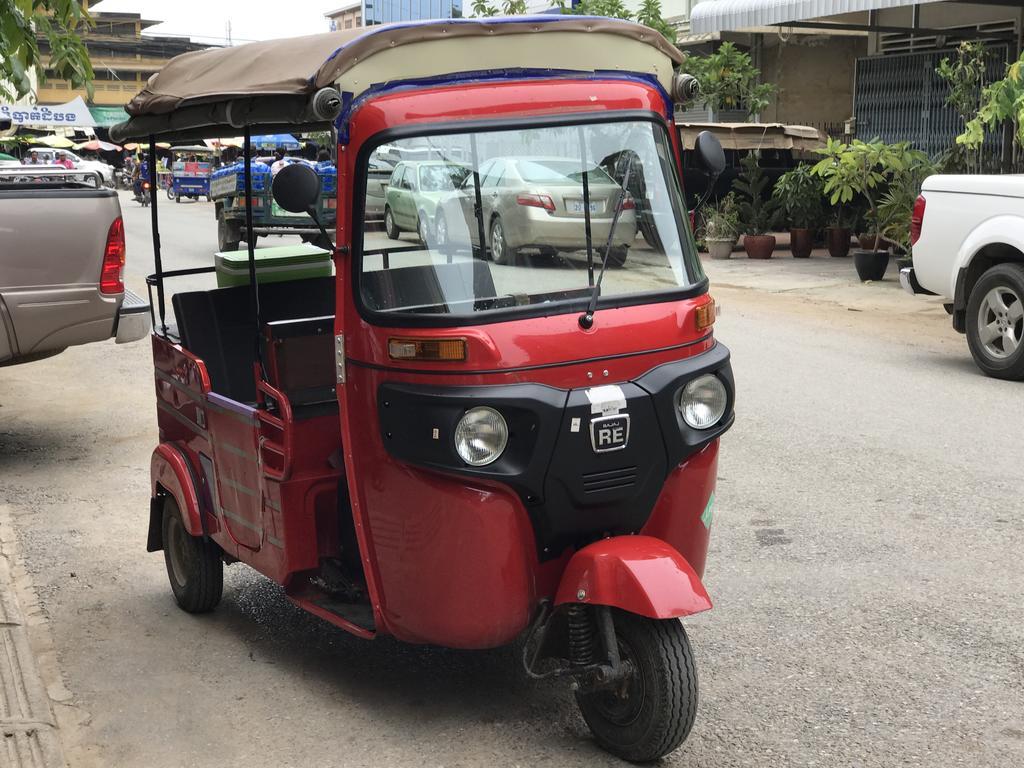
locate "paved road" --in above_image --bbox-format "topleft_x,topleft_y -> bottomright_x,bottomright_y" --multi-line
0,193 -> 1021,767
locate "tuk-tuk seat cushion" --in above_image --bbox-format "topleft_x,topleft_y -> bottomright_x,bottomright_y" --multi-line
172,276 -> 334,404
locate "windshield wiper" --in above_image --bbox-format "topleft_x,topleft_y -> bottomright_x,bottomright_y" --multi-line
579,158 -> 634,330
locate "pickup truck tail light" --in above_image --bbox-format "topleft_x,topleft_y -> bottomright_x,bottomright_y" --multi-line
101,217 -> 125,295
910,194 -> 926,246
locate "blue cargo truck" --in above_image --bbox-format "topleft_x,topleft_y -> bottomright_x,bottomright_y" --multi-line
211,159 -> 337,251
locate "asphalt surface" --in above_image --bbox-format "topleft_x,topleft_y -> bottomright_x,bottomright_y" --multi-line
0,191 -> 1021,767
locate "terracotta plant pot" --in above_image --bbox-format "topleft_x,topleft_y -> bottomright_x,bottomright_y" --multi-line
853,249 -> 890,281
858,233 -> 875,250
705,238 -> 736,260
789,228 -> 814,259
743,234 -> 776,260
826,227 -> 851,258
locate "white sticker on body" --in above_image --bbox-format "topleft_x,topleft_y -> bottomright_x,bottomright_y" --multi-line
570,417 -> 581,433
586,385 -> 626,416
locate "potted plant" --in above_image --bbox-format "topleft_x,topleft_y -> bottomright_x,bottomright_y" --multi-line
733,152 -> 781,259
813,138 -> 909,280
700,192 -> 740,259
681,42 -> 776,122
878,150 -> 937,267
772,165 -> 823,258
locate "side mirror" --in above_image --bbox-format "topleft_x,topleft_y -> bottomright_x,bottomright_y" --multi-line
694,131 -> 726,178
271,162 -> 321,214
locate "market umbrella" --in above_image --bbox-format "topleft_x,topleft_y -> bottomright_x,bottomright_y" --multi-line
37,134 -> 75,148
73,139 -> 122,152
252,133 -> 300,150
0,152 -> 17,162
124,142 -> 171,150
203,137 -> 243,149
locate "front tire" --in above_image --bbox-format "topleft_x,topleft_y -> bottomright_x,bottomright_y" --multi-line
605,246 -> 629,268
161,497 -> 223,613
576,612 -> 697,763
384,206 -> 400,240
966,263 -> 1024,380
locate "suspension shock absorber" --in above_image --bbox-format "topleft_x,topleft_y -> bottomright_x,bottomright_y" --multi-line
566,604 -> 595,667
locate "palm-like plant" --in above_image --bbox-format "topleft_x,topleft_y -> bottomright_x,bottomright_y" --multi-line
772,165 -> 824,229
733,153 -> 781,236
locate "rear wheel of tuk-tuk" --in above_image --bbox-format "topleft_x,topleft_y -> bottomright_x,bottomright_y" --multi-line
217,209 -> 241,252
161,498 -> 223,613
575,611 -> 697,763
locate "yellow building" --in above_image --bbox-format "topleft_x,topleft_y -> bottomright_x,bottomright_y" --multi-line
36,4 -> 212,119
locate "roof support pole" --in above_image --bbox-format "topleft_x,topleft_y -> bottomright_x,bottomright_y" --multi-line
147,135 -> 166,335
242,126 -> 264,376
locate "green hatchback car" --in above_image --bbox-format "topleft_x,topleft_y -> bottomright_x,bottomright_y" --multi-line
384,160 -> 470,243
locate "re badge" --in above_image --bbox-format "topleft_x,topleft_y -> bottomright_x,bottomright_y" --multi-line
590,414 -> 630,452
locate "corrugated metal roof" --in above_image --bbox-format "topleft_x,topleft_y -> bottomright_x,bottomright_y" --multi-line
689,0 -> 947,35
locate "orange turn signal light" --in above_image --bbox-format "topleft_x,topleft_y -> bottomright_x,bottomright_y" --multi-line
388,337 -> 467,362
695,299 -> 717,331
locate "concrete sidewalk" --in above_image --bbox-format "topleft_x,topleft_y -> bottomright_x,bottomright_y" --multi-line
0,509 -> 65,768
699,245 -> 948,319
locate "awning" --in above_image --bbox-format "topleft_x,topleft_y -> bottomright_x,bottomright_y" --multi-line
690,0 -> 946,35
678,122 -> 823,151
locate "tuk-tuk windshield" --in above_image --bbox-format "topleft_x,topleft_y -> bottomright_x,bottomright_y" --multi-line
359,119 -> 703,321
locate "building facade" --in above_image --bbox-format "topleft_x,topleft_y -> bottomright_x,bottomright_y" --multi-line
360,0 -> 463,26
35,4 -> 210,120
327,2 -> 363,30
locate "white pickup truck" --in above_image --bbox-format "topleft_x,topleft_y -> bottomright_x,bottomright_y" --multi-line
903,174 -> 1024,380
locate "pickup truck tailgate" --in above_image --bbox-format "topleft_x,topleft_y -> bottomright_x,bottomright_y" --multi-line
0,186 -> 125,359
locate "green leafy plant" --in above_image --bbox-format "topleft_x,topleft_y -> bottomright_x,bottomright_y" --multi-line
937,41 -> 987,171
812,138 -> 913,251
733,153 -> 781,236
1,0 -> 94,101
958,51 -> 1024,153
635,0 -> 677,44
701,192 -> 740,241
771,165 -> 824,230
878,151 -> 936,257
685,42 -> 776,119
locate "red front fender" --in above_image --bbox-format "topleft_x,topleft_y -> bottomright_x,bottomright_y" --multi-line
554,536 -> 712,619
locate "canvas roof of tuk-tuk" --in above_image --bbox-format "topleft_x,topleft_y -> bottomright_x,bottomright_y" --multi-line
109,16 -> 683,143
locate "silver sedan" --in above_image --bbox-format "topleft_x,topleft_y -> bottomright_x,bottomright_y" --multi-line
436,157 -> 636,266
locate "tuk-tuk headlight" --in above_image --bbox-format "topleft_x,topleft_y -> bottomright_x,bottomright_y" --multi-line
454,407 -> 508,466
678,374 -> 728,430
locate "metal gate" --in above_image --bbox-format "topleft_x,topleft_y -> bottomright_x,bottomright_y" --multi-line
854,45 -> 1008,159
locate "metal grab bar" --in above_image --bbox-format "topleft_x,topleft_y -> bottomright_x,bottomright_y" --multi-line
255,378 -> 293,482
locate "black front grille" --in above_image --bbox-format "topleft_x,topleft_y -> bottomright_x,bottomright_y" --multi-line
582,466 -> 638,495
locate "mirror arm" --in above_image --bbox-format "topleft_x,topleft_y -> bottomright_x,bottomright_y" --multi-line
306,204 -> 334,249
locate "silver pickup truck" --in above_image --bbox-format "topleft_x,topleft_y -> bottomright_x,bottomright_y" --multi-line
0,166 -> 150,366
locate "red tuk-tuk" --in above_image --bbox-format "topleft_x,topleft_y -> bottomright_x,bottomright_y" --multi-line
111,17 -> 734,762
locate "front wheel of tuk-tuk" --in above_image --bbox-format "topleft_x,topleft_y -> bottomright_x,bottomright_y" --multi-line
576,612 -> 697,763
161,498 -> 223,614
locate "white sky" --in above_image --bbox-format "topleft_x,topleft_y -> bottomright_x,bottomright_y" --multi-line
91,0 -> 337,45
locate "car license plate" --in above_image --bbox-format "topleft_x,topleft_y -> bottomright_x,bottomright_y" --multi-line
568,199 -> 601,214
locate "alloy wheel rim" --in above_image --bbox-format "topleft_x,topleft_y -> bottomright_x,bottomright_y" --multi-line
436,216 -> 447,246
978,286 -> 1023,359
492,222 -> 504,261
385,211 -> 394,235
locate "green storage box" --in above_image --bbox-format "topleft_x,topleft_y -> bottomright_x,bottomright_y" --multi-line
214,244 -> 333,287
